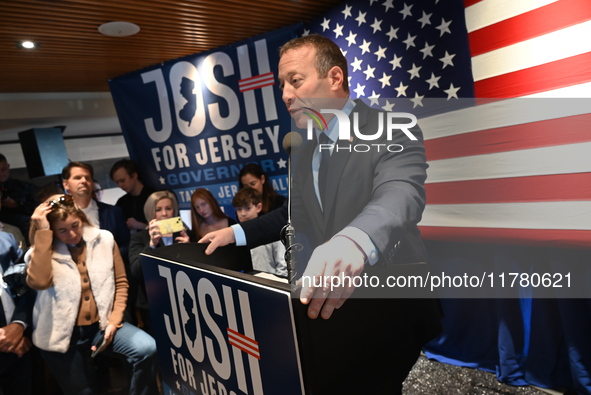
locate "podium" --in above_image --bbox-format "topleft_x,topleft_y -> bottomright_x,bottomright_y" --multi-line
141,243 -> 307,395
142,243 -> 444,394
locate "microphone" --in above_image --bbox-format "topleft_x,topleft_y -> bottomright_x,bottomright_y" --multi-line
282,131 -> 303,155
281,132 -> 303,284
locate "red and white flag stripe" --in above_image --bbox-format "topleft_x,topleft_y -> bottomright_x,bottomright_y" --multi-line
227,327 -> 261,360
419,0 -> 591,247
238,72 -> 274,92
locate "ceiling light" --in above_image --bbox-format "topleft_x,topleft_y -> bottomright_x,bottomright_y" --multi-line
21,41 -> 36,49
98,21 -> 140,37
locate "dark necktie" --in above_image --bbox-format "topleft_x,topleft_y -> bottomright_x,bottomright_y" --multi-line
318,132 -> 331,207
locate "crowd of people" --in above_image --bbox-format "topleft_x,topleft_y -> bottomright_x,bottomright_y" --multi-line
0,153 -> 285,394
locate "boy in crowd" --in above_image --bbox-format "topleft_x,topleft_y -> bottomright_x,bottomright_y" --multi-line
232,187 -> 287,278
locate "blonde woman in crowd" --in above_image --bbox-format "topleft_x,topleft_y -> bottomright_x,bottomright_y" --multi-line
128,190 -> 189,334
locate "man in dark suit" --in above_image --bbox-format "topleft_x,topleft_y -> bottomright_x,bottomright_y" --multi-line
0,231 -> 34,395
200,34 -> 441,394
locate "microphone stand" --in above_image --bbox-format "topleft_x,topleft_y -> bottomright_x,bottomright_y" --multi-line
284,151 -> 297,284
281,132 -> 303,285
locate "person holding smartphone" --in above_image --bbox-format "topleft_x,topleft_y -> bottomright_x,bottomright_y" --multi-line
128,190 -> 189,335
25,194 -> 159,395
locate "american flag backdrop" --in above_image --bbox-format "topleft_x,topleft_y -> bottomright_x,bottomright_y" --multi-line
305,0 -> 591,248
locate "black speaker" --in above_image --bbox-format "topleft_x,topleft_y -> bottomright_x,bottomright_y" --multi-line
18,127 -> 70,178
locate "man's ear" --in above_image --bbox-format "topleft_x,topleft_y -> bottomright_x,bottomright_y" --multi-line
327,66 -> 344,91
62,180 -> 69,192
255,203 -> 263,214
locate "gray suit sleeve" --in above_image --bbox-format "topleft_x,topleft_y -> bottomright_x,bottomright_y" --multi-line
347,117 -> 428,263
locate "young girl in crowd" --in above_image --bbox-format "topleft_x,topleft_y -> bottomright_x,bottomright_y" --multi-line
128,190 -> 189,334
26,194 -> 158,395
190,188 -> 235,240
238,163 -> 285,214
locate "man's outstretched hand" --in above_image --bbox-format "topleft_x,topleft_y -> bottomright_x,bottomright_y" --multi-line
199,227 -> 236,255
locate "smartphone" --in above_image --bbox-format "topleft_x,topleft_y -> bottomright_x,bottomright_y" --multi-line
157,217 -> 184,234
91,331 -> 108,358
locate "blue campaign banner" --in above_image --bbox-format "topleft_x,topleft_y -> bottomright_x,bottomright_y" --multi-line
142,254 -> 305,395
109,25 -> 301,212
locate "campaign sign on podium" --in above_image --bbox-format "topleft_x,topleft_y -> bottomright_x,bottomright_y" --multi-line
141,245 -> 304,395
